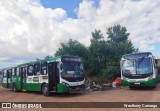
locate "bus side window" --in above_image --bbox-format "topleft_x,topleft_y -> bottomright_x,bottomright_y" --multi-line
41,62 -> 47,75
3,70 -> 7,77
7,69 -> 12,78
27,65 -> 34,76
23,67 -> 27,77
12,68 -> 15,76
34,63 -> 41,75
14,68 -> 17,76
17,67 -> 19,76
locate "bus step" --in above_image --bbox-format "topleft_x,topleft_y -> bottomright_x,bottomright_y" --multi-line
22,89 -> 26,91
50,91 -> 56,92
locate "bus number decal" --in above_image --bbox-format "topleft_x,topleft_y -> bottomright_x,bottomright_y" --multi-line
33,77 -> 39,82
28,78 -> 33,82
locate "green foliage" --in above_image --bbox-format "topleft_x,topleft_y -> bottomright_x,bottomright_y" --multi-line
55,39 -> 89,69
54,25 -> 138,81
89,30 -> 110,75
102,25 -> 138,78
55,39 -> 88,57
45,55 -> 53,59
89,30 -> 102,74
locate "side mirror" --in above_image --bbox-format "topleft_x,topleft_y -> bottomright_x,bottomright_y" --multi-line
155,59 -> 160,68
155,59 -> 158,64
60,62 -> 63,72
120,60 -> 124,66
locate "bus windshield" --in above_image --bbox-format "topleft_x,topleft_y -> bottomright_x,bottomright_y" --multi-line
122,58 -> 153,75
62,61 -> 84,78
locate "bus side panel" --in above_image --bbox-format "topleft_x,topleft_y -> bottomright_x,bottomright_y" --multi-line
12,76 -> 20,90
122,79 -> 130,86
25,76 -> 47,91
57,83 -> 71,93
2,77 -> 8,88
16,77 -> 22,90
2,78 -> 12,88
26,83 -> 41,91
145,78 -> 157,86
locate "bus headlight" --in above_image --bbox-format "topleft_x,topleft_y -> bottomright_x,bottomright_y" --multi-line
122,76 -> 128,81
62,82 -> 69,87
148,75 -> 153,81
65,83 -> 69,87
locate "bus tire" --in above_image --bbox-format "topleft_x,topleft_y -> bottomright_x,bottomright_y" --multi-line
129,86 -> 135,89
150,86 -> 156,89
12,84 -> 18,92
42,84 -> 51,96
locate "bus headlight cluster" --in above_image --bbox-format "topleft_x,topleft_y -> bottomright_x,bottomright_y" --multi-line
122,76 -> 128,81
148,75 -> 153,81
62,82 -> 69,87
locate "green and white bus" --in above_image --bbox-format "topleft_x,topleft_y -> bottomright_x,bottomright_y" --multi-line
2,56 -> 85,96
120,52 -> 160,88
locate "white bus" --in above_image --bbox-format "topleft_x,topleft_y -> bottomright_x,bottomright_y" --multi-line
2,56 -> 85,96
121,52 -> 160,88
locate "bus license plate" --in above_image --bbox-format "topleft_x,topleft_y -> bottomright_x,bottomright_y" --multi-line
76,87 -> 80,90
134,83 -> 140,85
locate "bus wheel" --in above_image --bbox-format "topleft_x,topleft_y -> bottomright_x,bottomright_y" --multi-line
129,86 -> 135,89
150,86 -> 156,89
42,84 -> 51,96
12,84 -> 18,92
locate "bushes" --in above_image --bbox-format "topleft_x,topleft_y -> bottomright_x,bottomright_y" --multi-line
100,65 -> 120,80
55,25 -> 138,84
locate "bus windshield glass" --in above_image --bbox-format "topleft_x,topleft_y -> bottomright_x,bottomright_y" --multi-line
122,58 -> 153,75
61,58 -> 84,78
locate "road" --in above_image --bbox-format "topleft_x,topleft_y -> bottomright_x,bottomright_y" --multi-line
1,84 -> 160,111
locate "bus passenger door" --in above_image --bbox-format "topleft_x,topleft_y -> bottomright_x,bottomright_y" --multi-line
48,62 -> 59,91
6,70 -> 12,88
20,67 -> 26,90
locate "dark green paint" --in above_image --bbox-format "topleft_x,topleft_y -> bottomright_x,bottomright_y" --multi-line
57,83 -> 70,93
26,83 -> 41,91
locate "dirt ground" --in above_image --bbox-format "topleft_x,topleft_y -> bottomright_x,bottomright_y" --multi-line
1,84 -> 160,111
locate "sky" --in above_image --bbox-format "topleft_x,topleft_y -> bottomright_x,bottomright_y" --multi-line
0,0 -> 160,68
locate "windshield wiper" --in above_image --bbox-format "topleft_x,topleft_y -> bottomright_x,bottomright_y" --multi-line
138,57 -> 145,65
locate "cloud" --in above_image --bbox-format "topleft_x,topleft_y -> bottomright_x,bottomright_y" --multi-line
77,0 -> 160,51
0,0 -> 68,65
0,0 -> 160,68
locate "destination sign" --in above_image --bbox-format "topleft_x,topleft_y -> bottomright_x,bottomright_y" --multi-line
63,58 -> 81,62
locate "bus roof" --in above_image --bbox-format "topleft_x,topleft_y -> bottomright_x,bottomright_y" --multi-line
21,55 -> 80,65
122,52 -> 153,59
2,55 -> 81,70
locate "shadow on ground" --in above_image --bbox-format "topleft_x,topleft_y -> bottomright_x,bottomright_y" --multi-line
127,86 -> 160,91
8,89 -> 86,98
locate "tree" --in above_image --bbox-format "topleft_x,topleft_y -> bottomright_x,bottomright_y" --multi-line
102,25 -> 138,78
89,30 -> 110,75
107,24 -> 138,60
55,39 -> 89,69
44,55 -> 53,59
54,25 -> 138,81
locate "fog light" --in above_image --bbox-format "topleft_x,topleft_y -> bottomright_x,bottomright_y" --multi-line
65,83 -> 69,87
148,75 -> 153,81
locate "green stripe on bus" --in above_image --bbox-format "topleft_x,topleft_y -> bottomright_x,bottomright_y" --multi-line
57,83 -> 70,93
122,78 -> 157,86
26,83 -> 41,91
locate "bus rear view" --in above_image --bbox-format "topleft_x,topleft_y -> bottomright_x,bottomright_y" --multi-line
120,52 -> 158,88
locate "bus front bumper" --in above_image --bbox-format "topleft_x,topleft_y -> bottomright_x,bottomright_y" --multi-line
122,78 -> 157,87
57,83 -> 85,93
